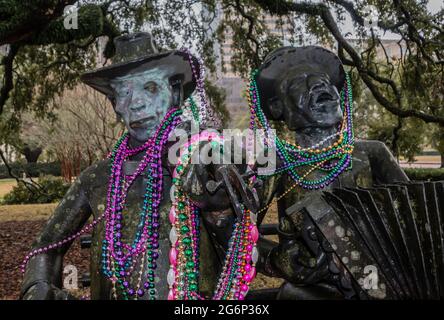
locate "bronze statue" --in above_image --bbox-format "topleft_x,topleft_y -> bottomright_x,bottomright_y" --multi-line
253,46 -> 409,299
20,36 -> 414,300
20,33 -> 256,300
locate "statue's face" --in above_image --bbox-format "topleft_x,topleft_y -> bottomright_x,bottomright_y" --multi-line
278,68 -> 343,131
110,68 -> 173,142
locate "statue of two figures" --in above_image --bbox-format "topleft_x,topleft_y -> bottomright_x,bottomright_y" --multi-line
20,33 -> 408,300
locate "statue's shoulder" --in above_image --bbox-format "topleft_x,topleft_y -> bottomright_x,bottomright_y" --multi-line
77,158 -> 111,187
355,139 -> 386,148
354,139 -> 391,155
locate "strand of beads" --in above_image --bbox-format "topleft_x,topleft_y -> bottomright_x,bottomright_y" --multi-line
101,107 -> 183,299
247,69 -> 354,190
167,131 -> 259,300
20,214 -> 104,273
21,108 -> 183,301
181,47 -> 221,129
20,132 -> 137,273
187,96 -> 200,123
213,208 -> 258,300
21,131 -> 131,273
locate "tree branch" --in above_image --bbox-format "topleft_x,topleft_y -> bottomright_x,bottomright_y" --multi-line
253,0 -> 444,125
0,148 -> 45,195
0,0 -> 77,46
0,44 -> 19,115
232,0 -> 262,67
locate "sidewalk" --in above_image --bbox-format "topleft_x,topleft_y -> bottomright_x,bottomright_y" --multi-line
399,155 -> 441,168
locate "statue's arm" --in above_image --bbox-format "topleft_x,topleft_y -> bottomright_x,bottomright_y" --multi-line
21,177 -> 93,300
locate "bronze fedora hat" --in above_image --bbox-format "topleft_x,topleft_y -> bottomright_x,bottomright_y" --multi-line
81,32 -> 199,99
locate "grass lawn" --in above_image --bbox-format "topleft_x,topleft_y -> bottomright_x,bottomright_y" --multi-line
0,179 -> 16,200
0,203 -> 57,222
0,178 -> 58,222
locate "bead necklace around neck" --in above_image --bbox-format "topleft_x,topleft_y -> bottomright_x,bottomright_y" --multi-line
247,69 -> 355,190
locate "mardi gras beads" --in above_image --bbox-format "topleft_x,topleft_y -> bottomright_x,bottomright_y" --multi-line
247,69 -> 354,190
167,132 -> 259,300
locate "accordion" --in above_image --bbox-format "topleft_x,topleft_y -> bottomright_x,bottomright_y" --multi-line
287,181 -> 444,299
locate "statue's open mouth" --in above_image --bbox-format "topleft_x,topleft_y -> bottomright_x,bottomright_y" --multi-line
316,92 -> 334,104
309,90 -> 338,112
130,116 -> 156,129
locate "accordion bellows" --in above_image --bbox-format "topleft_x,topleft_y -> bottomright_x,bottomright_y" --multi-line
287,181 -> 444,299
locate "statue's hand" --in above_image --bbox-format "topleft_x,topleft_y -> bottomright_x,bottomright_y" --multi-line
22,281 -> 76,300
180,162 -> 231,211
178,136 -> 263,219
181,161 -> 260,216
267,214 -> 331,285
206,164 -> 260,221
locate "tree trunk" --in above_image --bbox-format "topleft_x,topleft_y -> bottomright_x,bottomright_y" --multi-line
392,119 -> 402,162
22,146 -> 42,163
441,153 -> 444,168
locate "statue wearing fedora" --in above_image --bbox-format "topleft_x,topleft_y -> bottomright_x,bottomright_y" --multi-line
20,33 -> 243,300
254,46 -> 410,299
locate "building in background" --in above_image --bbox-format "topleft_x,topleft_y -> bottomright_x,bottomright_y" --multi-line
205,11 -> 294,126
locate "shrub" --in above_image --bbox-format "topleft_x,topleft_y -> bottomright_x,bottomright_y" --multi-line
2,175 -> 71,204
404,168 -> 444,181
0,162 -> 61,179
